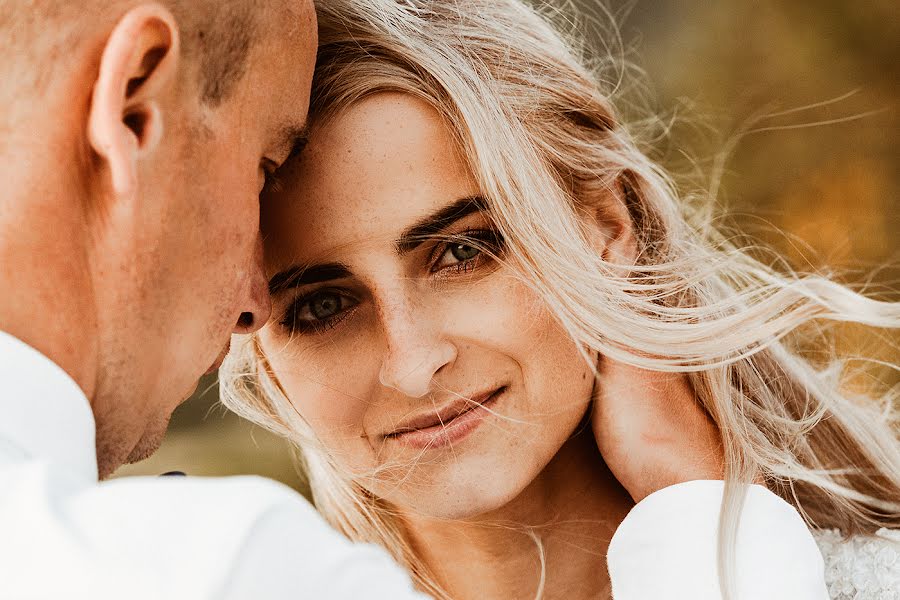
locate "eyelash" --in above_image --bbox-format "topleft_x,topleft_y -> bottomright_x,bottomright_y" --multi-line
279,227 -> 505,335
262,161 -> 282,192
279,292 -> 357,335
429,228 -> 504,274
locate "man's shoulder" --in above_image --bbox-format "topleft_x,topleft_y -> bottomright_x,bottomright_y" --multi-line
91,473 -> 315,524
41,470 -> 323,560
103,473 -> 300,500
0,466 -> 318,599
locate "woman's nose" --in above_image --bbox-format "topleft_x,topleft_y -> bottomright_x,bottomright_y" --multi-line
377,295 -> 457,398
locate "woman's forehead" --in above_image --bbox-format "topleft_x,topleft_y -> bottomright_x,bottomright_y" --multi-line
261,93 -> 479,265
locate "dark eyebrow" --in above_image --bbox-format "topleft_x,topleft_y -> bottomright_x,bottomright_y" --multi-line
396,196 -> 488,255
268,262 -> 352,295
268,196 -> 487,295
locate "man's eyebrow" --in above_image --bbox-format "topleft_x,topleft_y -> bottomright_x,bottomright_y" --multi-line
268,262 -> 352,295
396,196 -> 488,255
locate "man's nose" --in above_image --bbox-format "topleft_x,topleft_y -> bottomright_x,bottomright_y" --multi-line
233,237 -> 272,335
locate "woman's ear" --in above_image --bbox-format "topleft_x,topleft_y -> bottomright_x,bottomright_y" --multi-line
88,3 -> 180,198
584,175 -> 639,267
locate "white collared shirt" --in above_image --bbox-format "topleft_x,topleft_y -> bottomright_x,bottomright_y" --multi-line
0,330 -> 828,599
0,331 -> 428,600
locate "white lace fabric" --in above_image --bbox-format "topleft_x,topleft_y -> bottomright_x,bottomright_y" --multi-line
814,528 -> 900,600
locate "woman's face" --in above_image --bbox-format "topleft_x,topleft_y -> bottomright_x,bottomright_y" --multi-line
259,93 -> 596,519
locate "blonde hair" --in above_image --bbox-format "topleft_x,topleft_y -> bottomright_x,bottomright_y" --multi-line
221,1 -> 900,597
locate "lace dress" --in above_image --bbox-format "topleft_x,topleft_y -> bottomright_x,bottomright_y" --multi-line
814,528 -> 900,599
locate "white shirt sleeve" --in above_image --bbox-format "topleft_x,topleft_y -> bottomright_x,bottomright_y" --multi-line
220,500 -> 428,600
607,480 -> 828,600
0,465 -> 428,600
1,330 -> 431,600
68,475 -> 430,600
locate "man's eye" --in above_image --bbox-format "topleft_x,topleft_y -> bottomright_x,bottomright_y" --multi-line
260,160 -> 281,193
263,169 -> 279,190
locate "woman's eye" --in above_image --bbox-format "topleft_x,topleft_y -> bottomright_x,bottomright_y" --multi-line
281,291 -> 357,333
432,229 -> 503,273
451,243 -> 481,262
433,243 -> 480,271
309,292 -> 343,320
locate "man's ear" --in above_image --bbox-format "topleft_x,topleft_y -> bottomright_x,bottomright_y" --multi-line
88,3 -> 180,198
583,175 -> 640,267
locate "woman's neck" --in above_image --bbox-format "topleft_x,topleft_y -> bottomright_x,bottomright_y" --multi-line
403,427 -> 634,600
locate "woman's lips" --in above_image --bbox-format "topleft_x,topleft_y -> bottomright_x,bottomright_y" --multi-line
384,387 -> 507,450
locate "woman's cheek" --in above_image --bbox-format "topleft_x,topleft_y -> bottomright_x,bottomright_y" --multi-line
474,276 -> 550,342
436,270 -> 540,337
270,337 -> 383,470
285,374 -> 379,472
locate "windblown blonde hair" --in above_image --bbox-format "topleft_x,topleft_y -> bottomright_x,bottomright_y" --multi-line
221,1 -> 900,597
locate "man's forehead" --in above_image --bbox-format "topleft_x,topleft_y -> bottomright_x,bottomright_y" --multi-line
259,0 -> 318,51
243,1 -> 316,154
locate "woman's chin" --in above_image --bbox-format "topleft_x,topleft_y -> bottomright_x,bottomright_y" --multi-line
404,488 -> 525,522
371,460 -> 538,522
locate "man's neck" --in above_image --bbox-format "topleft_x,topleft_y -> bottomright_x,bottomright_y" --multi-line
404,428 -> 634,600
0,140 -> 99,403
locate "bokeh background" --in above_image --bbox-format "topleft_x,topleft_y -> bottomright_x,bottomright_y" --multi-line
116,0 -> 899,492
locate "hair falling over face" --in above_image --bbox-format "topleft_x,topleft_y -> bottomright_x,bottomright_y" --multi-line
220,1 -> 900,598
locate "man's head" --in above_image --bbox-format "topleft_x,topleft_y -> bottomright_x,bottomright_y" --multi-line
0,0 -> 317,477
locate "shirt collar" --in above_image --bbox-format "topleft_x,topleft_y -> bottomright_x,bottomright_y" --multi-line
0,330 -> 98,482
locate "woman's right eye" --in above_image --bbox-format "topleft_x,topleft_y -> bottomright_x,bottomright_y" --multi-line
281,290 -> 358,334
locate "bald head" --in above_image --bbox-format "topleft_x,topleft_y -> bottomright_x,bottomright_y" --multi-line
168,0 -> 269,106
0,0 -> 287,112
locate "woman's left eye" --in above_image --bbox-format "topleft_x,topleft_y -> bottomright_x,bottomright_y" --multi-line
450,243 -> 480,261
431,229 -> 502,273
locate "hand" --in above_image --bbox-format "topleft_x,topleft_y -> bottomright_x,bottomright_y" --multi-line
590,357 -> 725,503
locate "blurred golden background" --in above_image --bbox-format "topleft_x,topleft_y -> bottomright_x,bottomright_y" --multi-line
116,0 -> 898,491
